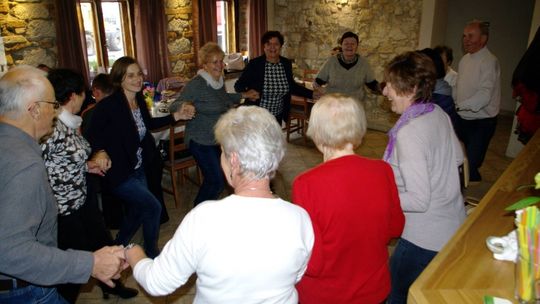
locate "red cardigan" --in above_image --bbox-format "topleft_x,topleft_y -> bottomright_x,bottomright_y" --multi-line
293,155 -> 404,304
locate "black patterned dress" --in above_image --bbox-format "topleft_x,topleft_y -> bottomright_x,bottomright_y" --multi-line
42,118 -> 90,215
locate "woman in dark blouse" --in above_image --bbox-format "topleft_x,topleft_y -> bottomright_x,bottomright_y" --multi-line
86,57 -> 194,258
235,31 -> 313,123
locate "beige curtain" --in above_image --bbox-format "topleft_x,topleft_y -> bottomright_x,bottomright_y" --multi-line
248,0 -> 267,59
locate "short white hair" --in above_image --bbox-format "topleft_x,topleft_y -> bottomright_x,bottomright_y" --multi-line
307,93 -> 367,149
0,65 -> 48,119
215,106 -> 285,180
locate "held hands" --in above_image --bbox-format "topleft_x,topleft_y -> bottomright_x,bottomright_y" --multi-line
123,244 -> 148,269
313,86 -> 325,100
92,246 -> 129,287
88,150 -> 111,176
173,102 -> 196,120
242,89 -> 260,101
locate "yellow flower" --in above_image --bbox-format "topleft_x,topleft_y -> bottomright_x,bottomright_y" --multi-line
535,172 -> 540,190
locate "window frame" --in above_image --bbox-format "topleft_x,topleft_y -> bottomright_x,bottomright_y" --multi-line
78,0 -> 134,77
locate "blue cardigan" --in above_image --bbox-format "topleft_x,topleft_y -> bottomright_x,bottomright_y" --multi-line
234,55 -> 313,122
86,90 -> 174,188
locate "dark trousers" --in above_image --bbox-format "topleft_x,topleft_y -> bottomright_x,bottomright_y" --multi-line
388,238 -> 437,304
189,140 -> 225,206
56,175 -> 114,303
112,167 -> 162,258
456,116 -> 497,181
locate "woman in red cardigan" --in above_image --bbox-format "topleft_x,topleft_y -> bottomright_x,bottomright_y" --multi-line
292,93 -> 405,304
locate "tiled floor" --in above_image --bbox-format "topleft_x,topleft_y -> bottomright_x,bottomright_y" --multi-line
76,114 -> 515,303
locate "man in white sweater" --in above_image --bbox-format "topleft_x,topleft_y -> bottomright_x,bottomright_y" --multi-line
455,20 -> 501,182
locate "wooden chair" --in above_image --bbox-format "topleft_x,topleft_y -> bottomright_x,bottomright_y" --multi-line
286,95 -> 310,143
162,121 -> 201,208
459,142 -> 480,214
303,68 -> 319,84
156,76 -> 186,100
285,69 -> 319,142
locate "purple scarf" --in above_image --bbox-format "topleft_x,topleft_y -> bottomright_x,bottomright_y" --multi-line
383,102 -> 435,162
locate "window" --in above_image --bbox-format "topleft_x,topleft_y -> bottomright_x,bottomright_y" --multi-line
216,0 -> 238,53
79,0 -> 133,77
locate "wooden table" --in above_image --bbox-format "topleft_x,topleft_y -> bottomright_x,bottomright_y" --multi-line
409,130 -> 540,304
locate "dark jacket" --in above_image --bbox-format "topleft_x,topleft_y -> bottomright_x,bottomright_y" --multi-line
234,55 -> 313,122
432,79 -> 458,130
86,90 -> 174,188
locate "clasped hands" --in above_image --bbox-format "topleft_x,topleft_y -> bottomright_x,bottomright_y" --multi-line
91,246 -> 130,287
87,150 -> 111,176
241,89 -> 260,101
173,102 -> 196,121
312,83 -> 325,100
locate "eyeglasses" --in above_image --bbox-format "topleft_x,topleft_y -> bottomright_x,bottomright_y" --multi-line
36,100 -> 60,110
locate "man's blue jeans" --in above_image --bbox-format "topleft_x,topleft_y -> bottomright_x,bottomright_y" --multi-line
0,285 -> 68,304
388,238 -> 437,304
189,140 -> 225,206
112,167 -> 161,258
456,116 -> 498,181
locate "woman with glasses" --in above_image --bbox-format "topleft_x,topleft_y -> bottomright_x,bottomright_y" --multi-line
169,42 -> 259,206
86,57 -> 194,259
41,68 -> 138,302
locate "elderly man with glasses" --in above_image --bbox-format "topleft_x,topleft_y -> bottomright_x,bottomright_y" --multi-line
0,65 -> 126,303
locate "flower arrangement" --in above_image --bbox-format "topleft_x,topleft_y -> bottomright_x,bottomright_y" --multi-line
506,172 -> 540,211
143,84 -> 155,111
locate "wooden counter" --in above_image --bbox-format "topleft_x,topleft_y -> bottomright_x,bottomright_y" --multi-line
409,131 -> 540,304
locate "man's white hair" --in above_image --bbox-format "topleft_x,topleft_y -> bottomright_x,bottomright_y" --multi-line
0,65 -> 47,119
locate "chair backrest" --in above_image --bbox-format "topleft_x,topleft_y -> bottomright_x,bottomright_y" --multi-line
290,95 -> 309,113
157,76 -> 186,101
168,120 -> 189,163
303,69 -> 319,83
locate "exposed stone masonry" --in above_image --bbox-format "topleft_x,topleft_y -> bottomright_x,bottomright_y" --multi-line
165,0 -> 196,77
0,0 -> 56,68
0,0 -> 421,130
275,0 -> 422,79
274,0 -> 422,130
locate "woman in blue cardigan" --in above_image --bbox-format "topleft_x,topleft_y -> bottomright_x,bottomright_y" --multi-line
235,31 -> 313,123
86,57 -> 194,258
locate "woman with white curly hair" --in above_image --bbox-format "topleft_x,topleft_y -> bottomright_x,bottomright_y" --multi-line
125,106 -> 314,303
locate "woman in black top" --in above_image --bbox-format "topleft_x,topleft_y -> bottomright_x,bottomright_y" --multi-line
235,31 -> 313,123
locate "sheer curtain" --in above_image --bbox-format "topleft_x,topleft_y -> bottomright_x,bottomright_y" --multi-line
248,0 -> 267,59
54,0 -> 90,85
134,0 -> 170,84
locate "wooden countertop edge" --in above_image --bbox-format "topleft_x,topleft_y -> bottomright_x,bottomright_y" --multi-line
409,130 -> 540,304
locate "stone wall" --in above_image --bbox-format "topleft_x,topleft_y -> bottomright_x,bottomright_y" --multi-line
0,0 -> 422,98
274,0 -> 422,80
237,0 -> 248,53
273,0 -> 422,131
0,0 -> 198,78
165,0 -> 197,78
0,0 -> 57,68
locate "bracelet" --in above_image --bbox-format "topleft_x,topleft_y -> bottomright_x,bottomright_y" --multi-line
124,243 -> 136,259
